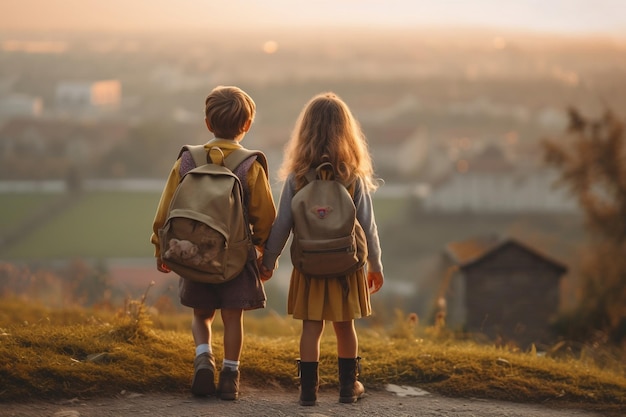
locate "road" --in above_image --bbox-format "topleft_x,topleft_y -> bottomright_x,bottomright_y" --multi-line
2,385 -> 613,417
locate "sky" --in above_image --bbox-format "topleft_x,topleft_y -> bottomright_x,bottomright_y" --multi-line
1,0 -> 626,36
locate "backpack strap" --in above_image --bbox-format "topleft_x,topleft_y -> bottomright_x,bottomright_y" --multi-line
225,149 -> 268,242
178,145 -> 269,178
179,145 -> 209,168
224,149 -> 269,179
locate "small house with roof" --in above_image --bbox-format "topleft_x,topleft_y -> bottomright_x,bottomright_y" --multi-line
438,235 -> 567,347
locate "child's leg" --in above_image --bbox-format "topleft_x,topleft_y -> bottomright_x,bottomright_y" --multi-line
298,320 -> 324,406
332,320 -> 364,403
191,308 -> 217,396
332,320 -> 358,358
218,308 -> 244,401
221,308 -> 244,362
300,320 -> 324,361
192,308 -> 216,350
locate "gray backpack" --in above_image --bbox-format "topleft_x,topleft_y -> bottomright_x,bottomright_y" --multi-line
158,145 -> 267,284
290,162 -> 368,278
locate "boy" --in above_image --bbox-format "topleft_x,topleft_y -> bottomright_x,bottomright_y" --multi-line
151,86 -> 276,400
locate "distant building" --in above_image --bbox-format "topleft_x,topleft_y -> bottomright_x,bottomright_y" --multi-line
446,96 -> 530,123
439,235 -> 567,347
55,80 -> 121,113
0,118 -> 127,179
536,106 -> 568,132
365,125 -> 425,179
149,65 -> 210,92
0,94 -> 43,118
420,145 -> 577,213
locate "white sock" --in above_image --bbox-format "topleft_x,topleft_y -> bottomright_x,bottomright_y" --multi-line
195,344 -> 211,357
222,359 -> 240,371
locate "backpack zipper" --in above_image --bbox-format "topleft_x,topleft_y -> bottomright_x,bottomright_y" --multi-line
302,246 -> 354,254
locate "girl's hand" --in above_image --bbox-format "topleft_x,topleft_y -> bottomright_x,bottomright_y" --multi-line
259,263 -> 273,281
156,257 -> 171,273
257,254 -> 273,281
367,271 -> 384,294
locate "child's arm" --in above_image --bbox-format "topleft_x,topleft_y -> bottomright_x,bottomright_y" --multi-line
262,175 -> 296,272
150,159 -> 182,271
354,179 -> 383,274
246,160 -> 276,247
354,178 -> 384,292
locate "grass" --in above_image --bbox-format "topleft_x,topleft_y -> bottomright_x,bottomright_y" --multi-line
0,298 -> 624,415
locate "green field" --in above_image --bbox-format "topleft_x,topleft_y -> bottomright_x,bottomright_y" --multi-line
0,194 -> 59,233
0,191 -> 406,260
1,192 -> 162,259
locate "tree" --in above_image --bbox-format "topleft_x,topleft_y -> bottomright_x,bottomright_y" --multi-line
542,108 -> 626,344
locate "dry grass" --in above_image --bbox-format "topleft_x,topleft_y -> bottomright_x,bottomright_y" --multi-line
0,298 -> 624,415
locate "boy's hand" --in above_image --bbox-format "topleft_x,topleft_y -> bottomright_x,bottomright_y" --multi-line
367,271 -> 384,294
156,257 -> 171,273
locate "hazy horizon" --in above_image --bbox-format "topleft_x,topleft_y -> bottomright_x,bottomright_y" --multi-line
2,0 -> 626,38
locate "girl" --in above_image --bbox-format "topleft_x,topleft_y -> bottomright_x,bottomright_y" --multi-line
261,92 -> 384,405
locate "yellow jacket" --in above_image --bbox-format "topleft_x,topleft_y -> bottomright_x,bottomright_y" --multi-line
150,139 -> 276,258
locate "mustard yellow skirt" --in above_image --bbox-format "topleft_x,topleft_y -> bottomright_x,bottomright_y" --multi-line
287,267 -> 372,322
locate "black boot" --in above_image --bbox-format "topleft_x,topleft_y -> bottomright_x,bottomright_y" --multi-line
338,357 -> 364,403
297,359 -> 319,406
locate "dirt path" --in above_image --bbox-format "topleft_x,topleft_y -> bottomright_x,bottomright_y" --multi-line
2,386 -> 613,417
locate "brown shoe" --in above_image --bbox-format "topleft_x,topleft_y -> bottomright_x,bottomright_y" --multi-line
217,368 -> 240,400
297,360 -> 319,406
338,357 -> 365,403
191,353 -> 216,396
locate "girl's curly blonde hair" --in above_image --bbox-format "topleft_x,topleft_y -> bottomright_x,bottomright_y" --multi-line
279,92 -> 379,192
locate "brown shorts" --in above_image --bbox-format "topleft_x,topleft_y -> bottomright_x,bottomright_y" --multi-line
178,258 -> 266,311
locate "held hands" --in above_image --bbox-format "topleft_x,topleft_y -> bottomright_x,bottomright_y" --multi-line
257,255 -> 274,281
156,257 -> 171,273
256,248 -> 273,281
367,271 -> 384,294
259,263 -> 273,281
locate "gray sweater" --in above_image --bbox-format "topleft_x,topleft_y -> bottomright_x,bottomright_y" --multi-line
262,174 -> 383,273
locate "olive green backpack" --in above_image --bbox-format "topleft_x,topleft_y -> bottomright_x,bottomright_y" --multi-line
158,145 -> 267,284
290,162 -> 368,278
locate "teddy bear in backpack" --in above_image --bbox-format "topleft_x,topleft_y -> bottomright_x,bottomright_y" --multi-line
164,238 -> 204,265
164,238 -> 223,268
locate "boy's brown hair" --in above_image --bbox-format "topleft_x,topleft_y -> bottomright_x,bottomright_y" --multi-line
204,86 -> 256,139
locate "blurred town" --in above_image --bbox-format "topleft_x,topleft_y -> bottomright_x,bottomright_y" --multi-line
1,27 -> 625,345
2,28 -> 624,192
